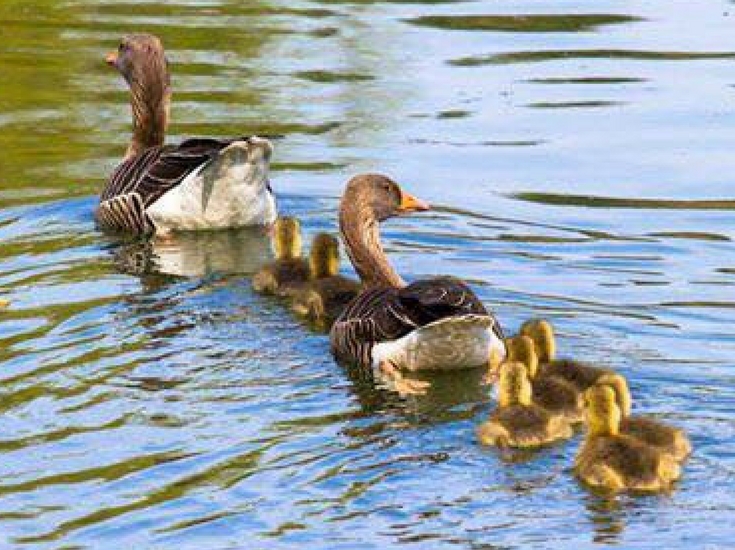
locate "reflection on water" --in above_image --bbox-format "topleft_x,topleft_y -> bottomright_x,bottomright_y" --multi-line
513,192 -> 735,211
405,13 -> 643,33
1,0 -> 735,548
114,228 -> 272,278
451,49 -> 735,66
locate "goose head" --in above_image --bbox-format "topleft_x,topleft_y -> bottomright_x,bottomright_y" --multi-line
107,34 -> 171,156
342,174 -> 429,222
339,174 -> 429,287
106,34 -> 169,90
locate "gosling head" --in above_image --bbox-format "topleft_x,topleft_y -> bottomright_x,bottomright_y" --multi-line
520,319 -> 556,363
309,233 -> 340,279
595,374 -> 632,417
498,361 -> 532,408
584,384 -> 621,437
506,335 -> 539,378
273,216 -> 302,260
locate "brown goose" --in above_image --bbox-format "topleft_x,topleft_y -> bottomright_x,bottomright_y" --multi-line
95,34 -> 276,236
329,174 -> 506,394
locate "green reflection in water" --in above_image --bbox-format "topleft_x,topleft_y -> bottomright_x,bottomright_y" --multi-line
451,49 -> 735,66
294,70 -> 374,83
526,101 -> 624,109
526,77 -> 646,84
513,192 -> 735,210
406,14 -> 642,33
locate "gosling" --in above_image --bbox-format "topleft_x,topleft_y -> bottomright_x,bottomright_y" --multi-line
291,233 -> 360,328
477,361 -> 573,449
574,385 -> 681,493
252,217 -> 310,296
596,374 -> 691,463
521,319 -> 616,391
506,334 -> 584,424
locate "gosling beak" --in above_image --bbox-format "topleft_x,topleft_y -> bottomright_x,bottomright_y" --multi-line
105,51 -> 118,67
397,190 -> 430,213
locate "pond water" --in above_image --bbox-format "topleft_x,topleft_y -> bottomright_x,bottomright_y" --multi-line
1,0 -> 734,548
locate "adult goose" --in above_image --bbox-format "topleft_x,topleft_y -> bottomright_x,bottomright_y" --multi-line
95,34 -> 277,236
329,174 -> 506,394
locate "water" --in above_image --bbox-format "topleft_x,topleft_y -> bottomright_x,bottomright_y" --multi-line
1,0 -> 734,548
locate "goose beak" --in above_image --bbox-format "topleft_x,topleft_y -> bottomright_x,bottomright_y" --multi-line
398,190 -> 430,213
105,51 -> 118,67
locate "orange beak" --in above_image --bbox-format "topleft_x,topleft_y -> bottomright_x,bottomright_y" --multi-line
105,51 -> 118,67
398,190 -> 430,213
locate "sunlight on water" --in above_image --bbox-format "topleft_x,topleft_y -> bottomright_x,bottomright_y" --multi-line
1,0 -> 734,548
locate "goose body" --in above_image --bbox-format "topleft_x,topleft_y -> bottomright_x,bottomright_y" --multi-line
96,34 -> 276,236
328,175 -> 505,393
370,312 -> 501,372
332,277 -> 498,370
97,138 -> 276,235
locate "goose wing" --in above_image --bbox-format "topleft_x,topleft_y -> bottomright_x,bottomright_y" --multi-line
397,276 -> 490,324
330,277 -> 501,367
96,138 -> 239,234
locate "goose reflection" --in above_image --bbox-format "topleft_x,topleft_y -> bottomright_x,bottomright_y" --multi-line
113,227 -> 272,278
344,363 -> 491,422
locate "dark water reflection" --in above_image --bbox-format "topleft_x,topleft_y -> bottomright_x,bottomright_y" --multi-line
1,0 -> 735,548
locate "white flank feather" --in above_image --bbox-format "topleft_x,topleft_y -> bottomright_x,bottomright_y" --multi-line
371,314 -> 506,372
147,137 -> 277,232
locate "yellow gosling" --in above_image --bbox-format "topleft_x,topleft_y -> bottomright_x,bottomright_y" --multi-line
253,216 -> 310,296
273,216 -> 302,260
476,361 -> 573,449
309,233 -> 340,279
574,385 -> 681,493
291,233 -> 360,328
507,335 -> 584,424
520,319 -> 615,391
596,374 -> 691,463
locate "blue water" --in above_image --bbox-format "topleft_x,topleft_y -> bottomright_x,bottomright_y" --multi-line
1,0 -> 734,548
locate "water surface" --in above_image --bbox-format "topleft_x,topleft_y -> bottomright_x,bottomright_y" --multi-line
1,0 -> 734,548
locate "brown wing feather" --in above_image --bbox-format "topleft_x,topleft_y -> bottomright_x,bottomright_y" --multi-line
330,277 -> 502,368
96,138 -> 245,234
